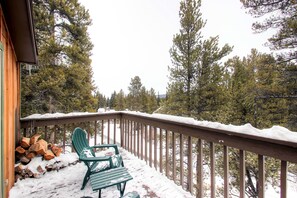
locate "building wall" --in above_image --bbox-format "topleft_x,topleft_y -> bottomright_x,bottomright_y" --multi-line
0,8 -> 20,198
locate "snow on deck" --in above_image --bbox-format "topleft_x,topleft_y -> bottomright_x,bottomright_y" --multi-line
9,148 -> 194,198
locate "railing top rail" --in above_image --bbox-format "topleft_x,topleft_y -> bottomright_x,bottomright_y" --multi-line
20,112 -> 121,128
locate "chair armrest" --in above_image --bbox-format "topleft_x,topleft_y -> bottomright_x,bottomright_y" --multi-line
79,155 -> 111,162
92,144 -> 120,154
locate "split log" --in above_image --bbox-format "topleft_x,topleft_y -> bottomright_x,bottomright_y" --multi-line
29,139 -> 47,155
15,146 -> 26,154
14,164 -> 24,174
30,134 -> 41,145
25,168 -> 34,177
20,137 -> 30,149
37,165 -> 45,173
51,145 -> 62,157
44,150 -> 55,160
26,152 -> 37,159
20,156 -> 30,165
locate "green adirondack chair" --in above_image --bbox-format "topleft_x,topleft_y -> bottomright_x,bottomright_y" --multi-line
72,127 -> 124,190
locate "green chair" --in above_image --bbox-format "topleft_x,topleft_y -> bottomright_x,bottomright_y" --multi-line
72,127 -> 124,190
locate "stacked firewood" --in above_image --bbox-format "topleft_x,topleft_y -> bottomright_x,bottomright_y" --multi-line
15,134 -> 63,163
14,134 -> 64,181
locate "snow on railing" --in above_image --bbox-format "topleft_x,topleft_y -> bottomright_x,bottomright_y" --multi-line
20,111 -> 297,198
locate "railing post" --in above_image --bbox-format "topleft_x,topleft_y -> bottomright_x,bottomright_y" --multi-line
281,160 -> 287,198
180,133 -> 184,188
154,126 -> 157,170
224,146 -> 229,198
172,132 -> 176,183
197,138 -> 203,198
159,129 -> 163,174
188,136 -> 193,193
240,150 -> 245,198
210,142 -> 215,198
165,130 -> 169,177
258,154 -> 265,198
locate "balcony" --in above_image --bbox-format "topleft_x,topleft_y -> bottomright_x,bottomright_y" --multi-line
16,111 -> 297,197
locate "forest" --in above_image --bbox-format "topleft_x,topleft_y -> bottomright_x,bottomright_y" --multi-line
21,0 -> 297,132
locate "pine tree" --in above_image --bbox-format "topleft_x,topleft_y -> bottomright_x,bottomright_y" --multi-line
241,0 -> 297,62
194,36 -> 232,121
127,76 -> 144,111
21,0 -> 95,116
168,0 -> 205,116
114,89 -> 126,111
146,88 -> 158,114
167,0 -> 232,119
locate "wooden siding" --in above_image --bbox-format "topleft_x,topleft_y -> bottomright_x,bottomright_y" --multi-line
0,7 -> 19,198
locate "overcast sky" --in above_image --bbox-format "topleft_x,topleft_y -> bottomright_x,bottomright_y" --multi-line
79,0 -> 274,97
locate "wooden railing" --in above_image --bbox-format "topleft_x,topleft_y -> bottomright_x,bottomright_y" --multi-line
20,111 -> 297,198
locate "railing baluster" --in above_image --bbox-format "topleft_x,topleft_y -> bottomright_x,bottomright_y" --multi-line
124,119 -> 127,149
197,138 -> 203,198
101,120 -> 104,145
240,150 -> 245,198
149,125 -> 153,167
63,124 -> 66,153
166,130 -> 169,177
129,121 -> 132,152
114,118 -> 116,144
119,118 -> 122,146
145,124 -> 148,163
224,146 -> 229,198
160,129 -> 163,173
44,126 -> 48,141
141,123 -> 143,160
133,121 -> 136,155
54,125 -> 57,144
210,142 -> 215,198
107,119 -> 110,144
154,126 -> 157,170
180,133 -> 184,188
94,121 -> 97,145
172,132 -> 176,183
281,160 -> 287,198
258,154 -> 265,198
137,122 -> 140,158
188,136 -> 193,193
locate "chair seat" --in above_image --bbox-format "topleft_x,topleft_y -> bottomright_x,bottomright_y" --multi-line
91,154 -> 123,173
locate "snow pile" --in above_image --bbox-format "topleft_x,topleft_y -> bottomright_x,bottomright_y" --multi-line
9,149 -> 194,198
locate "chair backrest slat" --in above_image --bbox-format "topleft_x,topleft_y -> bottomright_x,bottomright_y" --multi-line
72,127 -> 95,157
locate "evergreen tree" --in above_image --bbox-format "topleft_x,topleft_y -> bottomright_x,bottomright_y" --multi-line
166,0 -> 232,120
94,91 -> 107,109
109,91 -> 117,109
194,36 -> 232,121
127,76 -> 144,111
146,88 -> 158,114
241,0 -> 297,62
168,0 -> 205,116
114,89 -> 126,111
21,0 -> 95,116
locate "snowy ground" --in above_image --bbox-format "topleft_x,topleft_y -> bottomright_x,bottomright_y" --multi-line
9,148 -> 194,198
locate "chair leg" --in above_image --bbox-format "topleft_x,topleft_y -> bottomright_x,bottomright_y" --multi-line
117,182 -> 127,197
81,173 -> 90,190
